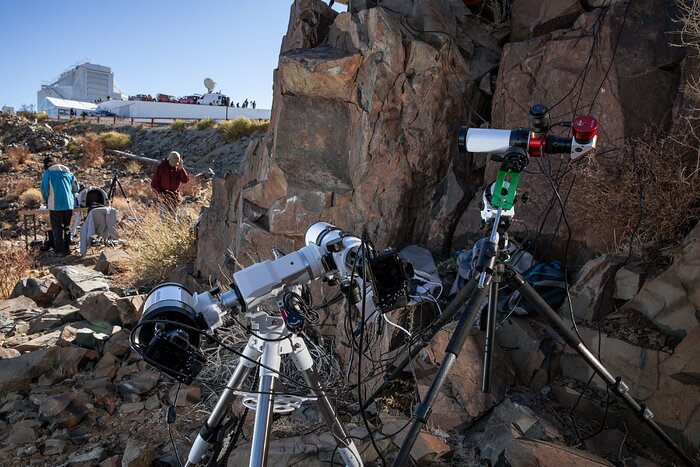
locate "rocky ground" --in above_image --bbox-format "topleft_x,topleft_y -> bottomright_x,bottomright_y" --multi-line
0,113 -> 698,467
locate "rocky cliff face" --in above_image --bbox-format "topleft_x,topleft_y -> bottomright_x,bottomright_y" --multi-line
196,0 -> 689,282
196,0 -> 500,280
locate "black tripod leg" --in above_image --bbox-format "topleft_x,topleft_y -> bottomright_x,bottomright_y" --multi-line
507,270 -> 697,467
116,177 -> 129,200
362,278 -> 477,411
391,284 -> 489,467
482,277 -> 499,393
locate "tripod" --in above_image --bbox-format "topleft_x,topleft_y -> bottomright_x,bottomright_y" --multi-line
184,307 -> 363,467
388,137 -> 696,465
107,171 -> 138,218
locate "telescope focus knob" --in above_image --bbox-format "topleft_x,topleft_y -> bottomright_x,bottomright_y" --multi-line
572,115 -> 598,143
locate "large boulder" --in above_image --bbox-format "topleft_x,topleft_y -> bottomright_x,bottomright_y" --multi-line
51,265 -> 109,299
78,291 -> 121,327
0,348 -> 58,398
620,223 -> 700,337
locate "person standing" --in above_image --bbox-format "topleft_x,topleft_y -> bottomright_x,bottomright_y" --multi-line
41,155 -> 79,256
150,151 -> 189,210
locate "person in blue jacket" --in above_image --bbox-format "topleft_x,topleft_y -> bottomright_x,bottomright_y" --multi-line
41,155 -> 79,256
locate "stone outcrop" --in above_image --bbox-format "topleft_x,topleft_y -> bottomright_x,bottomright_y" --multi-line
620,223 -> 700,337
196,0 -> 495,281
51,265 -> 110,299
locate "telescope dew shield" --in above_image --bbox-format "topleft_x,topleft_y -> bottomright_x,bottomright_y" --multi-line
131,283 -> 206,384
459,128 -> 512,153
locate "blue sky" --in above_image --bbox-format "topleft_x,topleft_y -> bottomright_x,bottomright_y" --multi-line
0,1 -> 343,111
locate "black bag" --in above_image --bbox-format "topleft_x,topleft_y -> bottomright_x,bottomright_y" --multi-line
498,260 -> 567,315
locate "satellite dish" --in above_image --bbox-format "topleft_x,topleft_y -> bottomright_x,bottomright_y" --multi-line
203,78 -> 216,93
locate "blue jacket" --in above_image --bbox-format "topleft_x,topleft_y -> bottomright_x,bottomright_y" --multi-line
41,164 -> 79,211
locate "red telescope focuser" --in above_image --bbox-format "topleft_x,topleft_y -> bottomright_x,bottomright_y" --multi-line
458,115 -> 598,161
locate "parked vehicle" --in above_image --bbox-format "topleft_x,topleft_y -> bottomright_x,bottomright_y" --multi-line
129,94 -> 154,102
178,95 -> 201,104
156,94 -> 177,103
93,109 -> 116,117
197,92 -> 230,106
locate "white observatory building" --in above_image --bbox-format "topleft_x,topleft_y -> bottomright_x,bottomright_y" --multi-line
37,63 -> 126,116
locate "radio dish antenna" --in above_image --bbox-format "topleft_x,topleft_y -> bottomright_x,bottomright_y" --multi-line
203,78 -> 216,93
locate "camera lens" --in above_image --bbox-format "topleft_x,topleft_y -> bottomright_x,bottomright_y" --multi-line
457,126 -> 468,153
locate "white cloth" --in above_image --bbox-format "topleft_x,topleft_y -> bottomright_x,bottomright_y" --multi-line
80,207 -> 118,255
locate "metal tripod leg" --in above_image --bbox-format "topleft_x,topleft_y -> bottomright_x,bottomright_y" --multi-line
289,338 -> 363,467
249,337 -> 281,467
506,268 -> 697,467
482,264 -> 502,393
391,283 -> 489,467
185,341 -> 261,467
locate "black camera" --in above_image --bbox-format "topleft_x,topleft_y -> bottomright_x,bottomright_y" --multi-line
368,249 -> 414,312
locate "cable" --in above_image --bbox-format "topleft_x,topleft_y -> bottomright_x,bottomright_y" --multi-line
356,230 -> 388,467
383,313 -> 412,338
167,384 -> 185,467
377,4 -> 489,126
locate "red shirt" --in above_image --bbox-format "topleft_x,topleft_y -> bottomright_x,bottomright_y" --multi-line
151,160 -> 189,194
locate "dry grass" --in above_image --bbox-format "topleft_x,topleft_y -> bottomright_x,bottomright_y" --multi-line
178,177 -> 200,198
574,122 -> 700,259
0,241 -> 35,299
195,118 -> 216,130
11,180 -> 33,198
117,178 -> 153,203
74,132 -> 105,166
170,120 -> 191,131
6,146 -> 29,167
19,188 -> 43,208
125,161 -> 142,174
99,131 -> 131,150
677,1 -> 700,112
218,118 -> 269,142
122,207 -> 198,287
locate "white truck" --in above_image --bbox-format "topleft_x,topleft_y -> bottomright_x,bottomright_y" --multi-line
197,92 -> 230,106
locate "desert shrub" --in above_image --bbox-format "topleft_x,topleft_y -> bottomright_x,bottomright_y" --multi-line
196,118 -> 216,130
0,242 -> 34,299
12,180 -> 33,197
678,1 -> 700,105
66,141 -> 81,155
218,117 -> 269,142
179,177 -> 200,198
124,208 -> 198,286
170,119 -> 189,131
6,146 -> 29,166
19,188 -> 43,208
99,131 -> 130,150
125,161 -> 142,174
75,132 -> 104,166
574,123 -> 700,259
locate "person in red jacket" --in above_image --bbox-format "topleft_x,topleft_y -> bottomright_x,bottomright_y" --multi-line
151,151 -> 189,209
